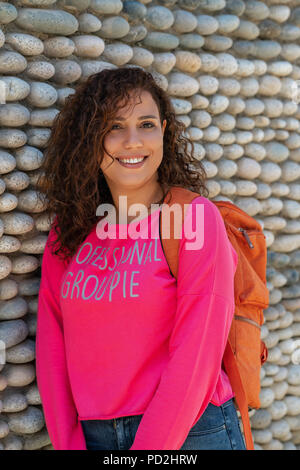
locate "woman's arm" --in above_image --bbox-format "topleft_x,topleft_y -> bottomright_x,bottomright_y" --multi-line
36,221 -> 87,450
130,196 -> 238,450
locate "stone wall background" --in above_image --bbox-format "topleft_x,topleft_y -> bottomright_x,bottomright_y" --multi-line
0,0 -> 300,451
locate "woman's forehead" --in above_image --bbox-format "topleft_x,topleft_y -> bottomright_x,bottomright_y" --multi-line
115,90 -> 159,117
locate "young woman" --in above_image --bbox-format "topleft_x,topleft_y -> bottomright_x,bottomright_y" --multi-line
36,67 -> 246,450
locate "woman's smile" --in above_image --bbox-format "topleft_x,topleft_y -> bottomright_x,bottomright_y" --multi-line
116,155 -> 149,168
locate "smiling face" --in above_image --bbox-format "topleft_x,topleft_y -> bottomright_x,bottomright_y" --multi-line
100,90 -> 167,195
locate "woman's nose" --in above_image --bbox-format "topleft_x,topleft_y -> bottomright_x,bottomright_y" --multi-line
123,128 -> 143,148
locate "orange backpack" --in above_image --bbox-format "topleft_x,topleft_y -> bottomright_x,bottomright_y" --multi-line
159,186 -> 269,450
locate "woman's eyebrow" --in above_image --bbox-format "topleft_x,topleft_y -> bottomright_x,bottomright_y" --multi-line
114,115 -> 159,121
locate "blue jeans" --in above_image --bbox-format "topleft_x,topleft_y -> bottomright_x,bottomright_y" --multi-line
81,398 -> 246,450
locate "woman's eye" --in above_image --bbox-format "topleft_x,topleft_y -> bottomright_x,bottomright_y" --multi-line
142,122 -> 155,128
110,122 -> 155,131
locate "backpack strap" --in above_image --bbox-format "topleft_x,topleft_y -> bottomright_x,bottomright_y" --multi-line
222,342 -> 254,450
159,186 -> 254,450
159,186 -> 195,278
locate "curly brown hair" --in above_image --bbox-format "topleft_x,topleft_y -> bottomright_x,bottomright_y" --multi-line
37,66 -> 209,262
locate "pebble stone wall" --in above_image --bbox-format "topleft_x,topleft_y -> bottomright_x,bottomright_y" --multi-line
0,0 -> 300,451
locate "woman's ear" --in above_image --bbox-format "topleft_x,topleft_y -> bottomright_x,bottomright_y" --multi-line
162,119 -> 167,136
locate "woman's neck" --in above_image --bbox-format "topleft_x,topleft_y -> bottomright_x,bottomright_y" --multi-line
112,183 -> 166,223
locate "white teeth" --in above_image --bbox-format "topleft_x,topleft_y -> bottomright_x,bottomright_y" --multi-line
119,157 -> 145,164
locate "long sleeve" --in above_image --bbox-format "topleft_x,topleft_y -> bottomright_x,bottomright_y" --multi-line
36,221 -> 87,450
130,197 -> 238,450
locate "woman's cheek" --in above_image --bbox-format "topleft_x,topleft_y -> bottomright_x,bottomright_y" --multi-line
146,129 -> 164,148
104,135 -> 118,148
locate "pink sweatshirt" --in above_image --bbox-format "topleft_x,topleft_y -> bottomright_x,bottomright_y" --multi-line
36,195 -> 238,450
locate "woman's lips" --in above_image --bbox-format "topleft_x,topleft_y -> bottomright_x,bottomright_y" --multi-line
116,156 -> 148,168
